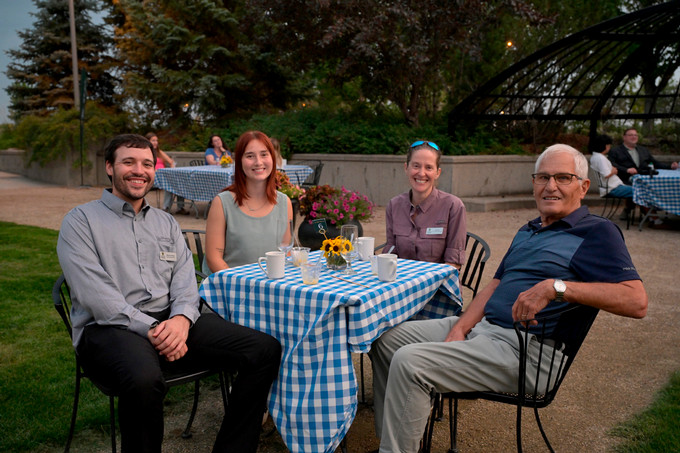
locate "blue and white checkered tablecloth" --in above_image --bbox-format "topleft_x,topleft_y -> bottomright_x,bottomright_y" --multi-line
153,164 -> 314,202
632,169 -> 680,216
199,251 -> 461,453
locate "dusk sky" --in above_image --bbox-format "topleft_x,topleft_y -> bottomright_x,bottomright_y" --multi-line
0,0 -> 34,123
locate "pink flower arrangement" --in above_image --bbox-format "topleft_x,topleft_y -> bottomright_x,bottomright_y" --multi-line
299,185 -> 374,227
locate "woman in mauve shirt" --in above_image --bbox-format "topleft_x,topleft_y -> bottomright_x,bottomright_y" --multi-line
383,140 -> 467,268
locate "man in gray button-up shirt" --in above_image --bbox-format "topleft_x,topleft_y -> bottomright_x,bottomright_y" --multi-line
57,134 -> 280,453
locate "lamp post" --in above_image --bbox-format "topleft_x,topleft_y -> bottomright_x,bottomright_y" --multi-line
68,0 -> 79,108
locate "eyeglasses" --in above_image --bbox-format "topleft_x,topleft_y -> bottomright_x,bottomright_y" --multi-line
410,140 -> 440,151
624,133 -> 638,137
532,173 -> 583,185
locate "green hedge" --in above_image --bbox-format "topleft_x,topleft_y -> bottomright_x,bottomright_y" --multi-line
196,109 -> 526,158
3,107 -> 528,159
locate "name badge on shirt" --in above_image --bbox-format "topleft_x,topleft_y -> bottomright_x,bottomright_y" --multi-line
426,227 -> 444,235
160,251 -> 177,262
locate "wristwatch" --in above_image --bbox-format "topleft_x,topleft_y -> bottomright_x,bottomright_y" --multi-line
553,279 -> 566,302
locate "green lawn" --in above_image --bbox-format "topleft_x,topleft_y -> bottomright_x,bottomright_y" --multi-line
0,221 -> 206,452
611,371 -> 680,452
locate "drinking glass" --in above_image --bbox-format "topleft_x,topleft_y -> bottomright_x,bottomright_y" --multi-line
278,221 -> 295,263
340,224 -> 359,275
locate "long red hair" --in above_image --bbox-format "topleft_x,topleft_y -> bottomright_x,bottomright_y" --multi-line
226,130 -> 278,206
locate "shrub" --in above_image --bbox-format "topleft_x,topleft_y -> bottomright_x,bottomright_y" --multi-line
13,103 -> 128,167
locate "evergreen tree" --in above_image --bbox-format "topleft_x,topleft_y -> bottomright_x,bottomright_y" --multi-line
113,0 -> 307,128
5,0 -> 117,121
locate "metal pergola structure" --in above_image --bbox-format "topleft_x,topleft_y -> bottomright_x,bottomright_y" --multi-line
448,0 -> 680,141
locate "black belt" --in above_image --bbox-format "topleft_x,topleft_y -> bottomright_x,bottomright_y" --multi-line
539,338 -> 564,352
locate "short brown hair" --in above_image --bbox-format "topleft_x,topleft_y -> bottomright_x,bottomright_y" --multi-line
104,134 -> 155,165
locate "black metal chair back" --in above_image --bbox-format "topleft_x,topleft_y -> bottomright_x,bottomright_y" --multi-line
594,172 -> 636,229
423,304 -> 599,453
52,273 -> 227,453
295,160 -> 324,188
189,159 -> 204,166
460,232 -> 491,297
596,172 -> 624,219
181,229 -> 206,266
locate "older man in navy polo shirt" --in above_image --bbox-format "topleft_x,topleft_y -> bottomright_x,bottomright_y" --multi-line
368,144 -> 648,453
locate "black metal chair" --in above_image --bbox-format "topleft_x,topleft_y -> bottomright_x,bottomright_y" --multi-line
189,159 -> 204,166
358,232 -> 491,404
595,172 -> 634,230
596,172 -> 624,219
53,272 -> 228,453
422,304 -> 600,453
295,160 -> 324,188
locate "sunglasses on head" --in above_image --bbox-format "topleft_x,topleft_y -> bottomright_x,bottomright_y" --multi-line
410,140 -> 440,151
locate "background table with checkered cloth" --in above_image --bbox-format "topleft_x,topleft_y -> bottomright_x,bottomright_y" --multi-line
199,251 -> 462,453
632,169 -> 680,216
154,164 -> 313,202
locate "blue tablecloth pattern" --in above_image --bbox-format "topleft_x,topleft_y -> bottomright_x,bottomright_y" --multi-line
154,164 -> 313,202
199,251 -> 461,453
632,169 -> 680,216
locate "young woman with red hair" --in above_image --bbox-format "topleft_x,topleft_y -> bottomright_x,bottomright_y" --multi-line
204,131 -> 293,273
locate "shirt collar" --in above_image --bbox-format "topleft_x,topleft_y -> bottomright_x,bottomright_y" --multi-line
101,188 -> 151,217
410,188 -> 440,213
528,205 -> 590,231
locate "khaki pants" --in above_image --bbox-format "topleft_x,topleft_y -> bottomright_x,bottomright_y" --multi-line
369,317 -> 562,453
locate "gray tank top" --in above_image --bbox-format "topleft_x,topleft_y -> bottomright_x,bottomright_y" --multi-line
203,191 -> 289,273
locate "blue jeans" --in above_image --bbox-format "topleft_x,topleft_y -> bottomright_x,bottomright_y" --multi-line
609,184 -> 633,198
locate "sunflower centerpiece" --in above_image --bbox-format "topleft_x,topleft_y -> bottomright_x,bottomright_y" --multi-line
220,154 -> 233,167
321,236 -> 352,270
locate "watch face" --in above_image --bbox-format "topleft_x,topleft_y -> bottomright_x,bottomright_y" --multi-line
555,280 -> 566,292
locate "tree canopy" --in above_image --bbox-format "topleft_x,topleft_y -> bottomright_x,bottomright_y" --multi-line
4,0 -> 677,143
112,0 -> 310,128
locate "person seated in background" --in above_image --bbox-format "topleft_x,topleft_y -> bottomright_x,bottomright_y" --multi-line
57,133 -> 281,453
383,140 -> 467,269
368,144 -> 647,453
205,134 -> 232,165
608,128 -> 678,186
204,130 -> 293,273
270,137 -> 284,168
589,133 -> 635,220
146,132 -> 188,215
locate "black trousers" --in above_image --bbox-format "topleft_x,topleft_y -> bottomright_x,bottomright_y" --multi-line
77,312 -> 281,453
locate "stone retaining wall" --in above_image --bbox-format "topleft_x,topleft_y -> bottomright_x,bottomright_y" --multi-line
2,148 -> 677,206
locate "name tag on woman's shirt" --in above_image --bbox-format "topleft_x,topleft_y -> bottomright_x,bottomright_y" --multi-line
426,227 -> 444,235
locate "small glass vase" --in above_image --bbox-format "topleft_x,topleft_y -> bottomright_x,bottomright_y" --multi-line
325,253 -> 346,270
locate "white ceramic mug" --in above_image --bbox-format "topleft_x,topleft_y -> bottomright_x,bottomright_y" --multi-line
377,253 -> 398,282
258,251 -> 285,279
356,236 -> 375,261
